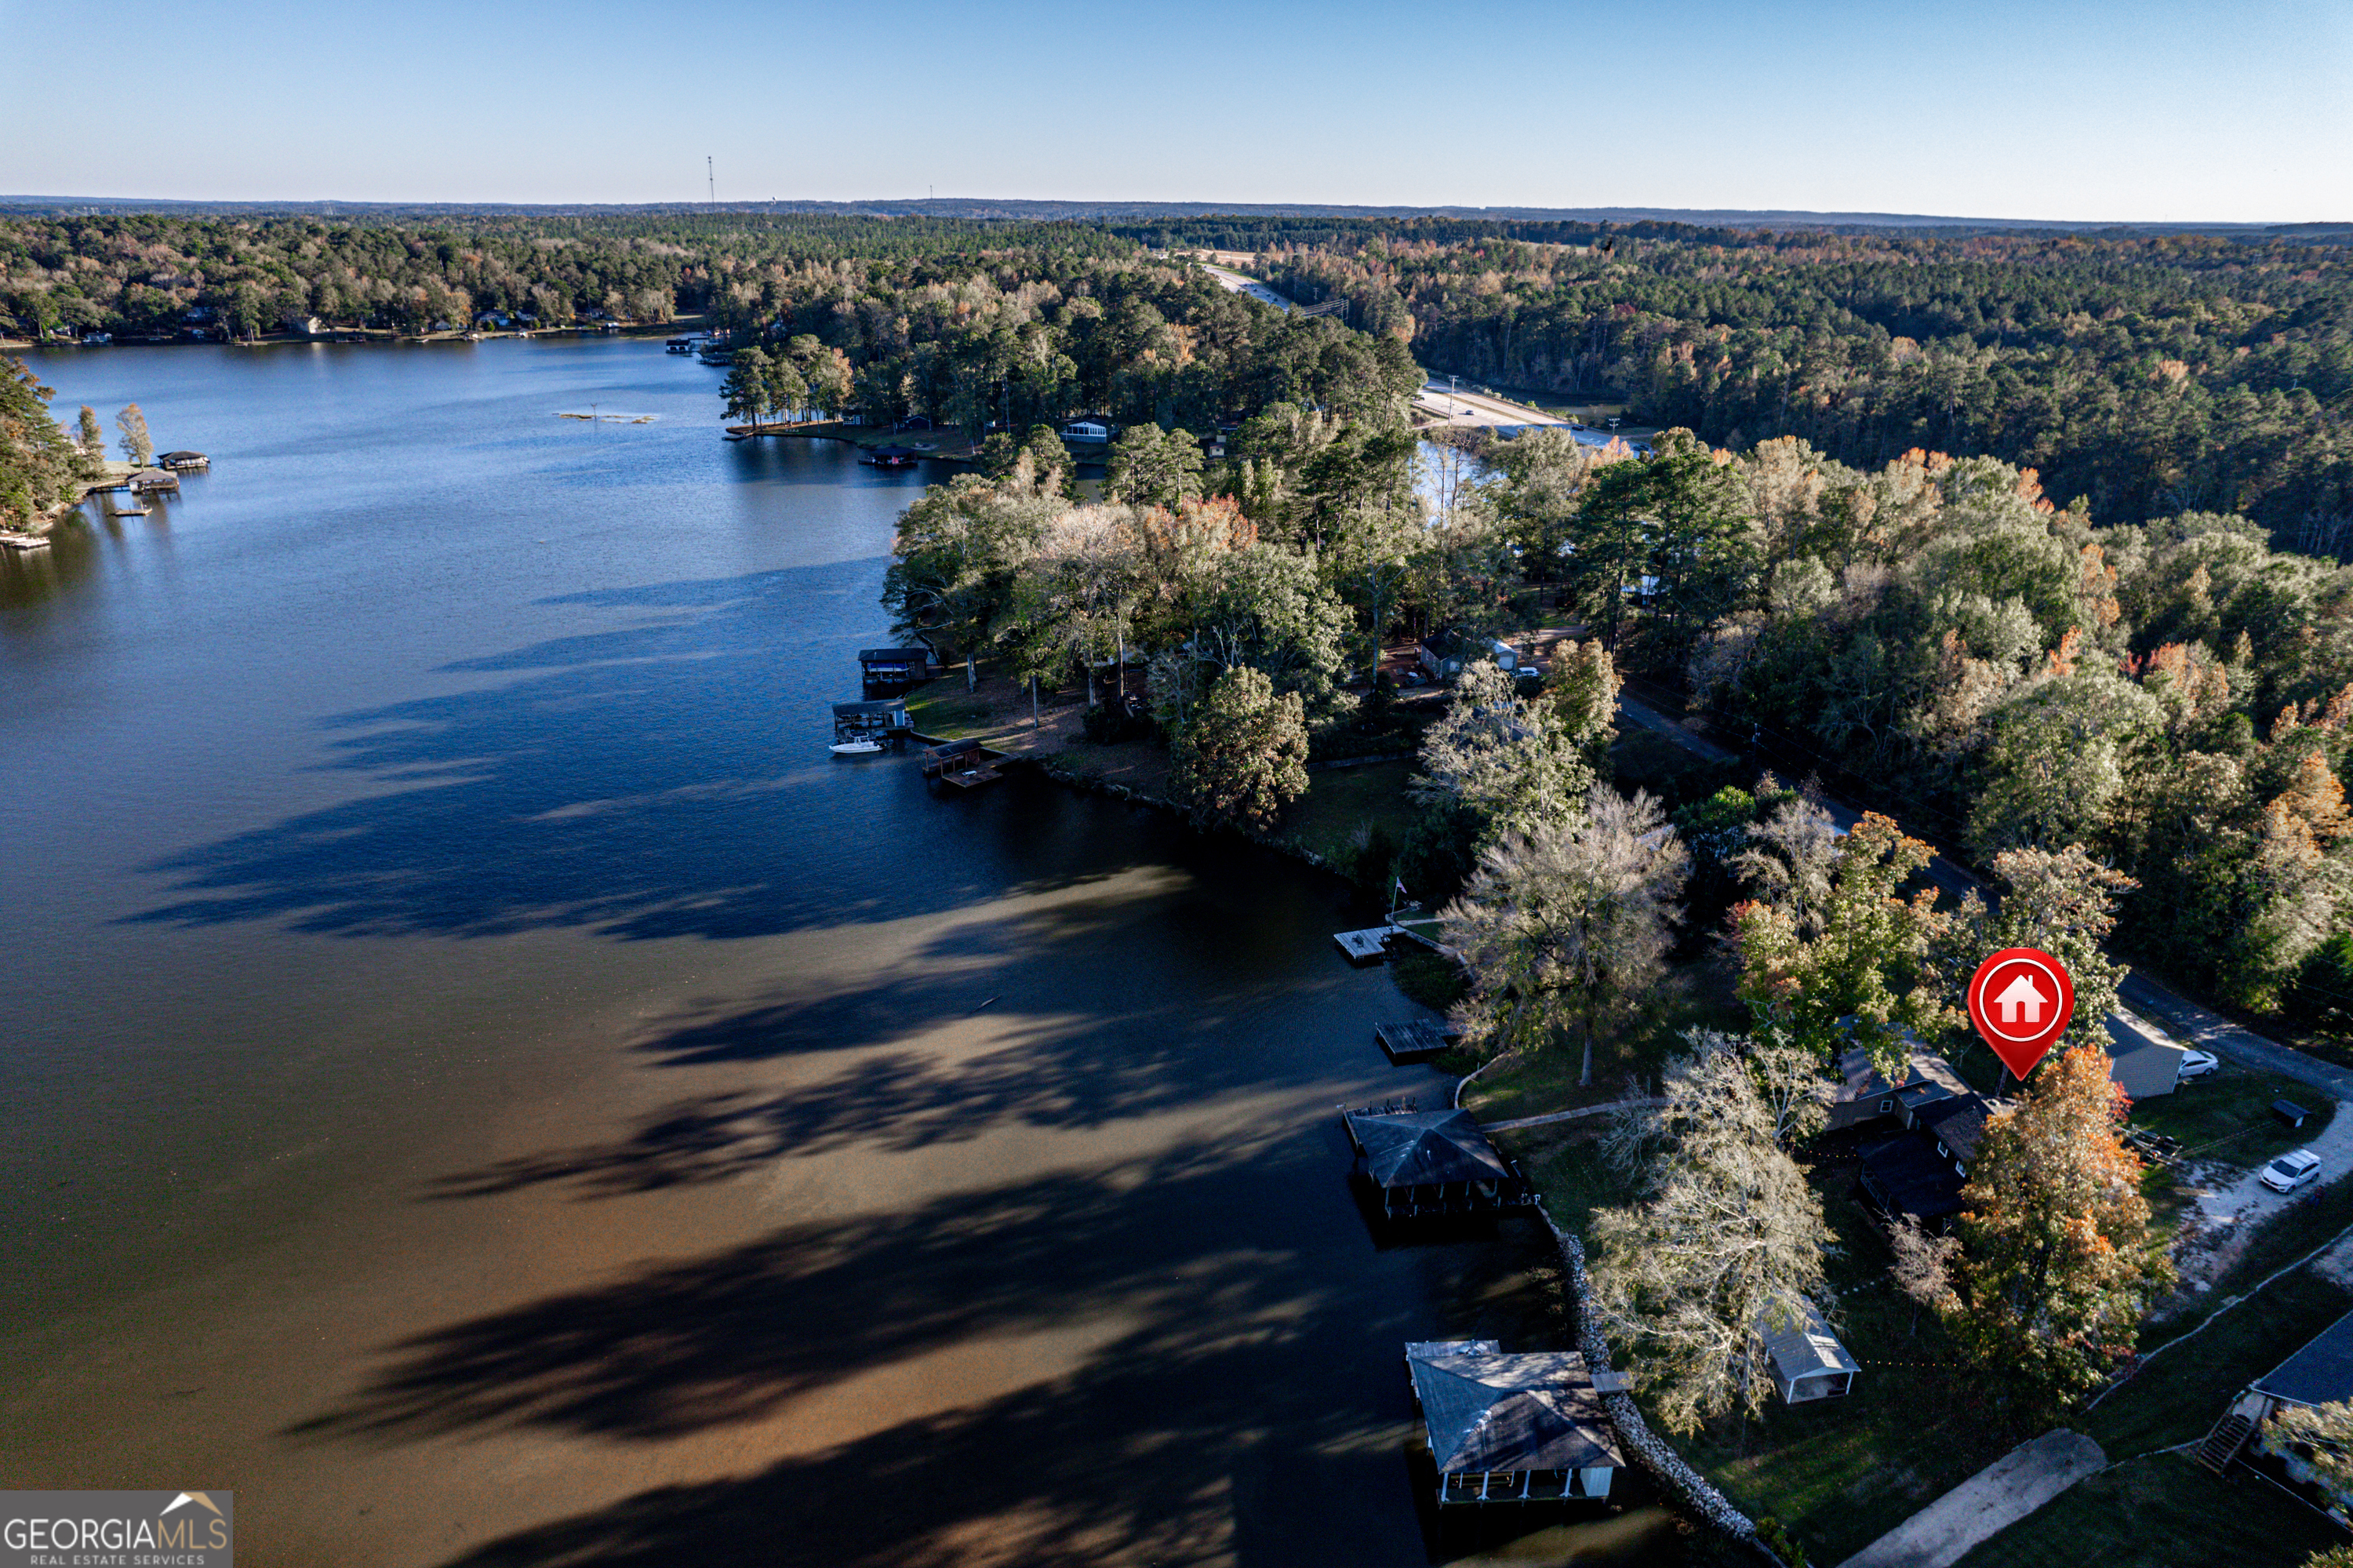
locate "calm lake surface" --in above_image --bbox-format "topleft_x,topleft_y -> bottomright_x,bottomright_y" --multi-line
0,340 -> 1678,1566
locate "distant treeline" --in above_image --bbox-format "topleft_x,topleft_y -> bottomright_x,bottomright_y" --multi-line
1244,224 -> 2353,554
0,214 -> 1139,340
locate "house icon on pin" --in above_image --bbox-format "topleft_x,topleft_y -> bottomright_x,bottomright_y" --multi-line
1995,973 -> 2047,1025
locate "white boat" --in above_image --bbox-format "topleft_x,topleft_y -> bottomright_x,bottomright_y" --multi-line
829,740 -> 886,756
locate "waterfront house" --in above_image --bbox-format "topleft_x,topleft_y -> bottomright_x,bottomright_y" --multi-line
1342,1107 -> 1534,1220
1758,1299 -> 1860,1404
1405,1341 -> 1624,1504
1060,415 -> 1114,442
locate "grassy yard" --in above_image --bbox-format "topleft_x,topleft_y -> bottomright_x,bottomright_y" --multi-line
2131,1066 -> 2336,1174
2087,1269 -> 2353,1453
1678,1177 -> 2028,1566
1955,1451 -> 2346,1568
1459,955 -> 1744,1124
1280,758 -> 1418,869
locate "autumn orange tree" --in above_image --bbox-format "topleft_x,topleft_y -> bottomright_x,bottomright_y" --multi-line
1730,811 -> 1953,1078
1948,1044 -> 2169,1411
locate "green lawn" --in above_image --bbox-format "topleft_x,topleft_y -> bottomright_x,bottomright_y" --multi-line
1955,1451 -> 2346,1568
1678,1180 -> 2028,1566
2086,1270 -> 2353,1453
2131,1067 -> 2336,1173
903,678 -> 1001,739
1282,758 -> 1419,867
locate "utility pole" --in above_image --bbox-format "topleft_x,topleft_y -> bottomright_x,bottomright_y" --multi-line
707,157 -> 715,212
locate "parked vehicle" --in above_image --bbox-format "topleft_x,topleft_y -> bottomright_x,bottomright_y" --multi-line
2177,1050 -> 2222,1081
2261,1149 -> 2325,1193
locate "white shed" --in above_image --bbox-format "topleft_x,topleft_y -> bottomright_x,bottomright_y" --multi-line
1759,1300 -> 1859,1404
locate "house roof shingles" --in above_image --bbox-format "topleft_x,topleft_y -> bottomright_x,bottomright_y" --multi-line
2257,1308 -> 2353,1408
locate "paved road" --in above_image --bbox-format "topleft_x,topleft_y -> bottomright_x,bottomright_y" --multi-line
1614,691 -> 2353,1100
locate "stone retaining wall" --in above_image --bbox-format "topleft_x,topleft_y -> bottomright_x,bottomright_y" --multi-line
1541,1210 -> 1783,1563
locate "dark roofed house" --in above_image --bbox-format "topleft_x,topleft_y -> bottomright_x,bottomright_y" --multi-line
1827,1044 -> 1972,1132
2198,1307 -> 2353,1518
1858,1132 -> 1967,1226
1342,1107 -> 1533,1219
1406,1341 -> 1624,1504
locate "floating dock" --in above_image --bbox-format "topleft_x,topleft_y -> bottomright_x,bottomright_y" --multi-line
1334,926 -> 1399,965
1376,1019 -> 1456,1063
0,531 -> 53,552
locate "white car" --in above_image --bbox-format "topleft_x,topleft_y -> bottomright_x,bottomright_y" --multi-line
2177,1050 -> 2222,1081
2261,1149 -> 2324,1194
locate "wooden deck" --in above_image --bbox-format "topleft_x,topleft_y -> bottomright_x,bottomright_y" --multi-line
1376,1019 -> 1455,1063
1333,926 -> 1399,965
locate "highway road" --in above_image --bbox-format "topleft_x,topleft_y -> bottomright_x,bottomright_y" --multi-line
1612,689 -> 2353,1101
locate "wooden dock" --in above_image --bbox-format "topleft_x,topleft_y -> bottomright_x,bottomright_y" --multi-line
1376,1019 -> 1456,1064
0,531 -> 53,552
1334,926 -> 1399,965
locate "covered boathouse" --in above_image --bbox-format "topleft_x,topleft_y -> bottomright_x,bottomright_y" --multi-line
1406,1341 -> 1625,1504
1342,1106 -> 1534,1219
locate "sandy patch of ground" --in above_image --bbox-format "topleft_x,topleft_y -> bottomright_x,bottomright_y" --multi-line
2166,1100 -> 2353,1294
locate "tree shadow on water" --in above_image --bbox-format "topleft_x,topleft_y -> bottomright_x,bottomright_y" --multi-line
296,1152 -> 1565,1568
118,563 -> 1159,941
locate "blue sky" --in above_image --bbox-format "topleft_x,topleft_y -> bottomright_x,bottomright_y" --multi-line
8,0 -> 2347,221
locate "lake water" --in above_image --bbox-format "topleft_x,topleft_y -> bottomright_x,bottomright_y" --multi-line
0,340 -> 1678,1566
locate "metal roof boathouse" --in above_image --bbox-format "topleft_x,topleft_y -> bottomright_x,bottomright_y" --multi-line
1406,1341 -> 1625,1505
1342,1106 -> 1535,1220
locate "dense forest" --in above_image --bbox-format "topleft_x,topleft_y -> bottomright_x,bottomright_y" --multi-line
1235,222 -> 2351,555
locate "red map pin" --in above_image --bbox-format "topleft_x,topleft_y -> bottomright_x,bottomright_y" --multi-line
1966,947 -> 2075,1080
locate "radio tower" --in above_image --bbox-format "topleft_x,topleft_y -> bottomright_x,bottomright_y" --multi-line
707,157 -> 715,212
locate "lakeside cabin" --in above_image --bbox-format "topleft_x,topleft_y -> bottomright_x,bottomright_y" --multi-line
1342,1106 -> 1535,1220
1406,1341 -> 1626,1505
1060,415 -> 1115,443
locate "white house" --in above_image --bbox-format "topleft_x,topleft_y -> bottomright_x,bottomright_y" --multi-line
1060,416 -> 1114,442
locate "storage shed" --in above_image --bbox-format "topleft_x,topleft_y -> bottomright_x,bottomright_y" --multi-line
1405,1341 -> 1624,1505
1759,1299 -> 1860,1404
